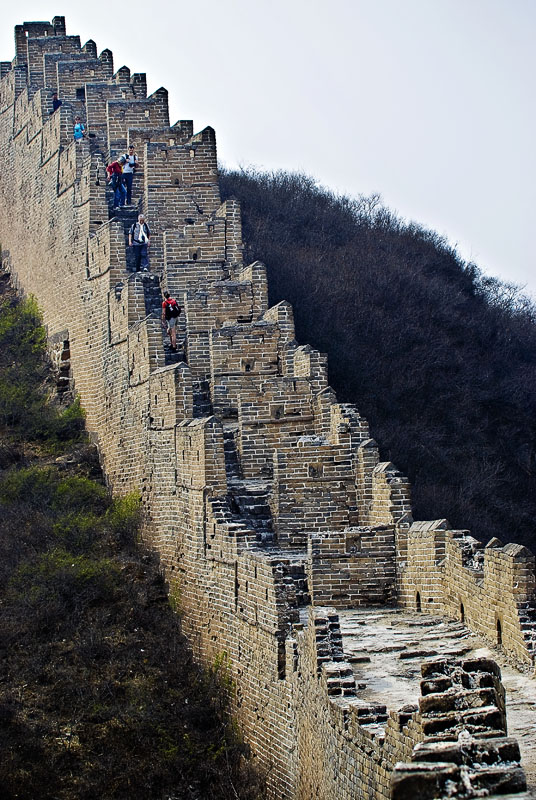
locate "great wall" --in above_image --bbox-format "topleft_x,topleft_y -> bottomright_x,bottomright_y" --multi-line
1,17 -> 535,799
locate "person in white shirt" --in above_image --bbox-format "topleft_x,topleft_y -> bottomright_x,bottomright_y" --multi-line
122,144 -> 138,206
128,214 -> 151,272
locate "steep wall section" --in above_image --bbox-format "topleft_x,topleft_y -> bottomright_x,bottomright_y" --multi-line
0,18 -> 534,800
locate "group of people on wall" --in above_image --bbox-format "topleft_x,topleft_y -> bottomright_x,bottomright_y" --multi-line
50,93 -> 179,351
50,92 -> 139,209
105,146 -> 138,209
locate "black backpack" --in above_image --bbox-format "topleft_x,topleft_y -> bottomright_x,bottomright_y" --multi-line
166,299 -> 181,319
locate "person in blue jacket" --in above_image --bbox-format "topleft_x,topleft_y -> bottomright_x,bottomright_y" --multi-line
73,116 -> 85,141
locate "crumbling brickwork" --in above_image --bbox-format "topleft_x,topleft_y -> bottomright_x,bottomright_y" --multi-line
1,18 -> 534,799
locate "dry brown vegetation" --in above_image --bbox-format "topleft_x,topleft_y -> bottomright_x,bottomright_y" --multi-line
220,169 -> 536,549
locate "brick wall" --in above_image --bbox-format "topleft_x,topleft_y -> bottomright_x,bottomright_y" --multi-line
1,17 -> 534,800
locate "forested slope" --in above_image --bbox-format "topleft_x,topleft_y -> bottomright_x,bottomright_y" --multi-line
220,169 -> 536,549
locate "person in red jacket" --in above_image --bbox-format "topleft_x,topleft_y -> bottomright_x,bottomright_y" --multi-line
106,157 -> 126,209
161,291 -> 181,351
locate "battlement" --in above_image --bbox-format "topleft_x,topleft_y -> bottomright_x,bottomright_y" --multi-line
14,17 -> 67,67
1,17 -> 535,800
399,521 -> 536,664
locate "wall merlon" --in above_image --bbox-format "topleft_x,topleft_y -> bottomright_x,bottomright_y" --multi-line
176,416 -> 228,496
15,20 -> 67,67
163,217 -> 227,264
263,302 -> 296,357
57,57 -> 114,102
99,49 -> 114,73
171,119 -> 194,139
149,361 -> 194,427
238,377 -> 315,478
130,73 -> 148,98
191,125 -> 216,146
107,90 -> 169,151
113,66 -> 131,84
88,218 -> 126,281
128,315 -> 166,386
82,40 -> 98,58
210,322 -> 281,416
217,198 -> 244,268
328,402 -> 370,448
293,344 -> 328,392
44,50 -> 91,94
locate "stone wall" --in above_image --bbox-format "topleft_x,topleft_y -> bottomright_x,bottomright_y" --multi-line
398,521 -> 536,665
0,17 -> 534,799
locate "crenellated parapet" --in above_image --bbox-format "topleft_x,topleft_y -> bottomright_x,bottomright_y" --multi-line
399,521 -> 536,664
1,17 -> 535,800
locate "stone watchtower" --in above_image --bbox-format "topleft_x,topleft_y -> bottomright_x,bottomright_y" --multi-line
0,17 -> 535,800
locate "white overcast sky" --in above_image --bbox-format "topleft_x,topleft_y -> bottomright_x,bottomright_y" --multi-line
3,1 -> 535,296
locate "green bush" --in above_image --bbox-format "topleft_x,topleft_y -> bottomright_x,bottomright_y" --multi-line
53,476 -> 108,514
53,396 -> 86,441
0,468 -> 108,513
104,493 -> 141,549
0,295 -> 46,362
0,381 -> 28,427
8,547 -> 120,616
0,466 -> 58,508
52,511 -> 102,553
0,296 -> 85,449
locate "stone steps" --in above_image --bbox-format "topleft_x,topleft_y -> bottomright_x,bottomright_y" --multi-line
223,427 -> 241,481
227,480 -> 274,544
192,380 -> 213,418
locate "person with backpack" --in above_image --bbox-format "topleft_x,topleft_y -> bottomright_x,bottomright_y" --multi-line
106,157 -> 127,210
128,214 -> 151,272
121,144 -> 138,206
161,291 -> 181,351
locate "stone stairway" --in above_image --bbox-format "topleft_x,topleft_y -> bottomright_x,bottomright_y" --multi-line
228,480 -> 274,544
140,273 -> 162,314
113,206 -> 140,272
223,425 -> 242,481
517,601 -> 536,655
163,340 -> 185,367
223,425 -> 275,544
284,561 -> 310,608
192,380 -> 213,418
89,136 -> 140,271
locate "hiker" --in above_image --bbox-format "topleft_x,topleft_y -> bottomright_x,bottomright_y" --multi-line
106,157 -> 127,210
121,144 -> 138,206
50,92 -> 62,114
73,116 -> 85,141
129,214 -> 151,272
161,291 -> 181,351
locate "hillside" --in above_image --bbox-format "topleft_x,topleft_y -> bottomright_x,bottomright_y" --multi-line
220,169 -> 536,549
0,273 -> 260,800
